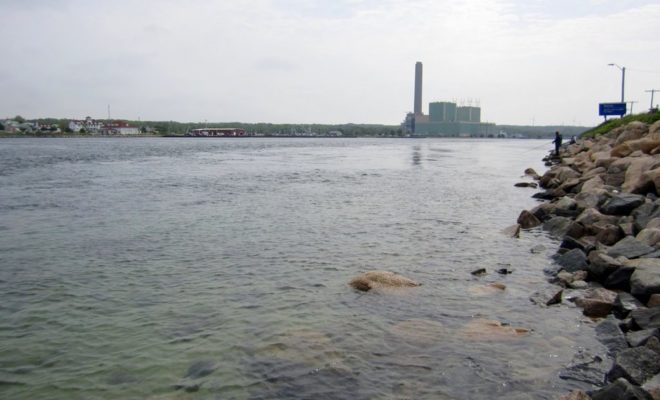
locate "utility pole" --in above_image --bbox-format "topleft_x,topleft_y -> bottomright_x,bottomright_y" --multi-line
628,100 -> 638,115
608,63 -> 626,109
646,89 -> 659,111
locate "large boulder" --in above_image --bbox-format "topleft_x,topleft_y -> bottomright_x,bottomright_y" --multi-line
577,208 -> 618,227
629,258 -> 660,297
623,156 -> 660,194
607,236 -> 655,259
615,121 -> 650,146
349,271 -> 420,292
600,193 -> 646,215
607,346 -> 660,385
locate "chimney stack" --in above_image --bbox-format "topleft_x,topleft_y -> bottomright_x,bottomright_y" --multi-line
414,62 -> 423,116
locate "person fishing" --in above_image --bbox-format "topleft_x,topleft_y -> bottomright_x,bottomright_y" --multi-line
552,131 -> 563,156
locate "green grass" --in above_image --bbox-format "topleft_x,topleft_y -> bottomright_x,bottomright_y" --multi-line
581,110 -> 660,138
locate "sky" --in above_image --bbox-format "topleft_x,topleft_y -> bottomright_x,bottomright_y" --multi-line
1,0 -> 659,126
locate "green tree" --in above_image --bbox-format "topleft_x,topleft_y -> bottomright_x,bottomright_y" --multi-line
14,115 -> 25,123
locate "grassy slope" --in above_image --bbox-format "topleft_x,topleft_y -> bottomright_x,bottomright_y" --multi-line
581,110 -> 660,138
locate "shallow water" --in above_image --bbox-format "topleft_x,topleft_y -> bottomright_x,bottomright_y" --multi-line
0,138 -> 606,399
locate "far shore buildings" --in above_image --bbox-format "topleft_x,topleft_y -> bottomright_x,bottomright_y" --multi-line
69,117 -> 139,135
403,62 -> 494,137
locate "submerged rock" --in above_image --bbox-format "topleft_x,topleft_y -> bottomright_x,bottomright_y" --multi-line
349,271 -> 420,292
459,318 -> 529,341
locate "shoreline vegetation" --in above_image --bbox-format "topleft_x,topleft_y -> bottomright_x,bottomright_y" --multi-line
1,117 -> 589,139
511,111 -> 660,399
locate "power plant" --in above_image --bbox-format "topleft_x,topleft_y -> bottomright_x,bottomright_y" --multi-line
403,62 -> 493,136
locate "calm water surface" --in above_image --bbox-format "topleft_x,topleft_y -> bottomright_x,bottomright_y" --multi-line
0,138 -> 606,399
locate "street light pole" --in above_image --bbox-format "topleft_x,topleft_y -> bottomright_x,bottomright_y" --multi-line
608,63 -> 626,105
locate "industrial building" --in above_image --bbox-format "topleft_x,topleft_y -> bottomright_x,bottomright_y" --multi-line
403,62 -> 493,137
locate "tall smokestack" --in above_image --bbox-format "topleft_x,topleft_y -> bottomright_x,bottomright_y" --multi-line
414,61 -> 423,116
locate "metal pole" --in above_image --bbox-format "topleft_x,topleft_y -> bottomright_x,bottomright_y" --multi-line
621,67 -> 625,103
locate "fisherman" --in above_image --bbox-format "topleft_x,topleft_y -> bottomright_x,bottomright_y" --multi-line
552,131 -> 563,156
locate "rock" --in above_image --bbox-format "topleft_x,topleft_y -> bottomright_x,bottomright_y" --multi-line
649,295 -> 660,308
530,287 -> 563,306
571,280 -> 589,289
582,175 -> 606,192
603,266 -> 635,291
647,218 -> 660,230
349,271 -> 420,292
615,121 -> 650,145
627,329 -> 660,348
560,353 -> 609,386
496,268 -> 513,274
556,248 -> 588,272
471,268 -> 487,276
530,244 -> 546,254
623,156 -> 660,194
637,228 -> 660,246
588,251 -> 623,280
459,318 -> 529,341
577,208 -> 619,227
607,236 -> 655,259
630,258 -> 660,297
601,193 -> 646,215
561,177 -> 582,193
607,346 -> 660,385
648,336 -> 660,355
559,390 -> 591,400
558,271 -> 576,286
544,216 -> 584,239
514,181 -> 538,188
596,317 -> 629,356
556,196 -> 578,211
185,360 -> 217,379
615,292 -> 646,319
561,236 -> 594,253
645,168 -> 660,195
524,167 -> 540,178
632,308 -> 660,330
517,210 -> 541,229
642,373 -> 660,400
595,223 -> 625,246
502,224 -> 521,238
633,203 -> 660,233
574,288 -> 618,317
575,189 -> 609,210
591,377 -> 654,400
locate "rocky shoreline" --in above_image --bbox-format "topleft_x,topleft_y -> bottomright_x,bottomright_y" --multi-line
512,120 -> 660,400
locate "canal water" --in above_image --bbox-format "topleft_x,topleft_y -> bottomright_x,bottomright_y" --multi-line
0,138 -> 606,399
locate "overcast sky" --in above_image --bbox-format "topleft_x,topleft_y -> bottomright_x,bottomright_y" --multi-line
1,0 -> 659,126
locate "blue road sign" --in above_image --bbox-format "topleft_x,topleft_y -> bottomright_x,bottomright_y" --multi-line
599,102 -> 626,116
